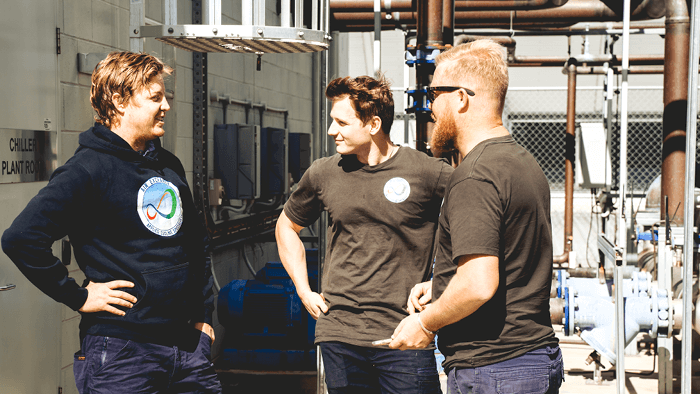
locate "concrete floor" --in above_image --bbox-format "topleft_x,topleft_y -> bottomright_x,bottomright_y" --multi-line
217,330 -> 700,394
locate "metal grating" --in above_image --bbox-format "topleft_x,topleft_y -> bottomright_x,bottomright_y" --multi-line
139,25 -> 330,54
156,36 -> 328,54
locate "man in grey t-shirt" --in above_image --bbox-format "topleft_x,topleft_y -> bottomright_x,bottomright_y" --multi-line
389,40 -> 563,394
276,75 -> 452,394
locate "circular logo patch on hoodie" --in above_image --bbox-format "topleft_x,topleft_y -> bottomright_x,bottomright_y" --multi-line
383,177 -> 411,203
137,177 -> 183,237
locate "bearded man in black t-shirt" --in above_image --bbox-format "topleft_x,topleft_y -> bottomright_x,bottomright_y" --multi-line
276,76 -> 453,394
389,40 -> 564,394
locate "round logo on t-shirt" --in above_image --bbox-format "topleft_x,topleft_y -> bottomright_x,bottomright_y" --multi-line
384,177 -> 411,203
137,177 -> 183,237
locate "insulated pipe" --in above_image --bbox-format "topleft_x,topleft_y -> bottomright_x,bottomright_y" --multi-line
554,63 -> 577,265
662,0 -> 690,225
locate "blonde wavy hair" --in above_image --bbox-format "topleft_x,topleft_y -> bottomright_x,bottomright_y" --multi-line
90,51 -> 173,128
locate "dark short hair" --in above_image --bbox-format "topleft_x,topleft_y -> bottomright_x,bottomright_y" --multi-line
90,51 -> 173,128
325,75 -> 394,134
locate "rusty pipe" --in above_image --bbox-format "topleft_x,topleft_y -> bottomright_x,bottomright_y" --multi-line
553,63 -> 577,265
444,0 -> 455,45
507,54 -> 667,67
661,0 -> 690,225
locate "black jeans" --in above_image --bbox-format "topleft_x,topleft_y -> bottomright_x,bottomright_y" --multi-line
320,341 -> 442,394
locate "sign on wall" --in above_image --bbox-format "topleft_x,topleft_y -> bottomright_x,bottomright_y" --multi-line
0,129 -> 57,184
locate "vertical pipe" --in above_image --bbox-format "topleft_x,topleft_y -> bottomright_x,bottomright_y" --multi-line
553,63 -> 575,264
312,0 -> 319,30
243,0 -> 253,25
681,0 -> 700,390
443,0 -> 455,46
615,2 -> 631,393
282,0 -> 290,27
619,0 -> 631,265
662,0 -> 690,225
374,0 -> 381,76
614,255 -> 626,394
415,0 -> 443,153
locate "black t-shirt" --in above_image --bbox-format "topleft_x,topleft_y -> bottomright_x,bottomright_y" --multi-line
432,135 -> 558,369
284,147 -> 453,346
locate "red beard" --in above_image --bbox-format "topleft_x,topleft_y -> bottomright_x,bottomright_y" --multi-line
430,110 -> 458,158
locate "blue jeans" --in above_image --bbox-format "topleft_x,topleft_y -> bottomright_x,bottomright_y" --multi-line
73,332 -> 222,393
320,341 -> 441,394
446,345 -> 564,394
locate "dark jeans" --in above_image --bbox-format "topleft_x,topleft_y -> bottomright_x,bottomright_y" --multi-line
446,345 -> 564,394
320,341 -> 441,394
73,332 -> 222,394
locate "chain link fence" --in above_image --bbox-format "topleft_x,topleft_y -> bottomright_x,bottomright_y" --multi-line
505,86 -> 672,193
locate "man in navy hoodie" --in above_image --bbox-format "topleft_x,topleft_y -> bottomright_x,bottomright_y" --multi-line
2,52 -> 222,393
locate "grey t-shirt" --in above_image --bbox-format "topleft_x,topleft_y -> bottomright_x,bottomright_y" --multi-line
432,135 -> 558,369
284,147 -> 453,346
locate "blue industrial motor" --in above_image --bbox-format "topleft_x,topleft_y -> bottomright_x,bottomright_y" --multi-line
217,249 -> 319,370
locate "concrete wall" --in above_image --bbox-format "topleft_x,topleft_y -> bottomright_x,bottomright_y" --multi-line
56,1 -> 316,392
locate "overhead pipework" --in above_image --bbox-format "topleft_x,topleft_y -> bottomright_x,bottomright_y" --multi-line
133,0 -> 332,55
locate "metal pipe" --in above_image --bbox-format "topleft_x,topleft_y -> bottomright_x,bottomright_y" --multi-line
614,2 -> 632,391
330,0 -> 666,30
573,65 -> 665,73
330,0 -> 563,11
681,0 -> 699,390
553,63 -> 577,266
662,0 -> 690,225
374,0 -> 381,75
444,0 -> 455,45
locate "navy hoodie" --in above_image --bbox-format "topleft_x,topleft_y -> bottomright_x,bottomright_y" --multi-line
2,123 -> 214,346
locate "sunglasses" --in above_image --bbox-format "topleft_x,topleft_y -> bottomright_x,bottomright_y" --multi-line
426,86 -> 476,102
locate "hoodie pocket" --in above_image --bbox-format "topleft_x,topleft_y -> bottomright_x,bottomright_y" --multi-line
126,262 -> 191,321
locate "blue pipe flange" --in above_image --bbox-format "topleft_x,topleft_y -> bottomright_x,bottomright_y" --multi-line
406,89 -> 431,113
557,270 -> 563,298
405,47 -> 442,65
565,286 -> 576,336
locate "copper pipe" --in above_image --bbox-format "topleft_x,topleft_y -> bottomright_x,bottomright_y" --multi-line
661,0 -> 689,225
507,54 -> 667,66
330,0 -> 563,11
554,63 -> 577,265
574,65 -> 665,74
331,0 -> 666,31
